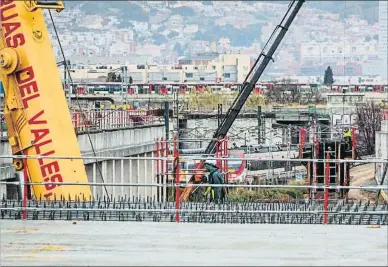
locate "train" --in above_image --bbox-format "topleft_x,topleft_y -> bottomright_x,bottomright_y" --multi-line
167,150 -> 247,184
164,145 -> 300,185
65,82 -> 388,96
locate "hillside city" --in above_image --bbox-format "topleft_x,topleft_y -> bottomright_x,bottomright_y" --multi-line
47,1 -> 387,81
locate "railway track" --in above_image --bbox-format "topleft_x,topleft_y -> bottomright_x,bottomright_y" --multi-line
1,196 -> 387,225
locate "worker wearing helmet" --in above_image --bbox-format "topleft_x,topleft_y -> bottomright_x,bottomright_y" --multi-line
203,162 -> 226,204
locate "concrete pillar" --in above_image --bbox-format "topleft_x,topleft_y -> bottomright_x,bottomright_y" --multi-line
86,162 -> 105,198
124,158 -> 134,198
137,154 -> 145,199
143,151 -> 155,200
113,159 -> 121,198
83,150 -> 162,201
0,182 -> 6,198
130,156 -> 139,199
101,161 -> 108,198
142,152 -> 148,199
150,151 -> 156,199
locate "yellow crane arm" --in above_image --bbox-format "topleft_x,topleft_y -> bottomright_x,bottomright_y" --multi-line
0,0 -> 91,200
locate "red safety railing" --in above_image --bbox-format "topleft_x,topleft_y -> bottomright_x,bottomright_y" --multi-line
173,136 -> 180,223
323,152 -> 330,225
382,109 -> 388,121
71,109 -> 162,133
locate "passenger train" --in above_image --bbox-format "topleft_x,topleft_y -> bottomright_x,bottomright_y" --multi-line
167,150 -> 247,184
165,146 -> 299,185
66,82 -> 388,96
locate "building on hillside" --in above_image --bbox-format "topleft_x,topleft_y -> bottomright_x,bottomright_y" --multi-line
378,1 -> 388,81
217,38 -> 231,54
69,54 -> 250,84
332,63 -> 363,77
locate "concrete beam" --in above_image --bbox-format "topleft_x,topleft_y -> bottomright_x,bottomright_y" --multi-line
82,142 -> 156,164
0,124 -> 165,180
78,124 -> 164,164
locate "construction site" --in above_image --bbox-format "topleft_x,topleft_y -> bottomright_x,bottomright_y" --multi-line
0,0 -> 387,266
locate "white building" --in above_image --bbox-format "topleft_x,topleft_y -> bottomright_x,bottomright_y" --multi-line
109,42 -> 130,56
326,93 -> 365,139
69,54 -> 250,84
217,38 -> 231,54
379,1 -> 388,81
300,41 -> 379,66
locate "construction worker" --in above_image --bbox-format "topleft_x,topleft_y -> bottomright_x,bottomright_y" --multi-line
343,127 -> 351,138
203,162 -> 226,204
343,127 -> 352,148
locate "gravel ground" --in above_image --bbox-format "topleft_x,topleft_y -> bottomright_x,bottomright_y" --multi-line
1,220 -> 387,266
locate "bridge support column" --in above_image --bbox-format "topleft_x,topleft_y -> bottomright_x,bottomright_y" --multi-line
84,151 -> 159,200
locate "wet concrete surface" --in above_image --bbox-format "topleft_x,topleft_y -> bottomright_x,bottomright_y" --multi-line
1,220 -> 387,266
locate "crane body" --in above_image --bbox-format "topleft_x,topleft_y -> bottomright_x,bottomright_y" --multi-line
181,0 -> 305,201
0,0 -> 91,200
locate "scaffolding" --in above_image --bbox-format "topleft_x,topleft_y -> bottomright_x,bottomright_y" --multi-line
299,122 -> 357,201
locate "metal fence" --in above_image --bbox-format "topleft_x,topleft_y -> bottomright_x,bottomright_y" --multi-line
71,109 -> 163,133
0,153 -> 387,225
1,109 -> 163,138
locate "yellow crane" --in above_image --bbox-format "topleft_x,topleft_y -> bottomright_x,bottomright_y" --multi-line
0,1 -> 92,200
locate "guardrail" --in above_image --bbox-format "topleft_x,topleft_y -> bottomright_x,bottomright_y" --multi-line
1,109 -> 164,138
72,109 -> 163,133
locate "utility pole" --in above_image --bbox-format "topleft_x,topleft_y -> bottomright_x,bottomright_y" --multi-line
257,106 -> 262,144
286,124 -> 293,179
164,101 -> 169,140
218,104 -> 223,128
342,88 -> 346,138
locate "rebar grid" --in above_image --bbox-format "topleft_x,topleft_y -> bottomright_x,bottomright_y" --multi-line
1,197 -> 387,225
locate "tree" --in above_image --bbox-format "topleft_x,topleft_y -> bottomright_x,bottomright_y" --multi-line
202,1 -> 213,6
173,6 -> 195,16
245,93 -> 265,108
303,87 -> 325,105
153,33 -> 168,45
323,66 -> 334,85
106,72 -> 123,82
355,102 -> 382,156
264,79 -> 300,105
173,43 -> 184,56
168,31 -> 179,38
187,89 -> 229,109
106,72 -> 117,82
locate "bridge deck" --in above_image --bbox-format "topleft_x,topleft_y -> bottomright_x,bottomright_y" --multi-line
1,220 -> 387,266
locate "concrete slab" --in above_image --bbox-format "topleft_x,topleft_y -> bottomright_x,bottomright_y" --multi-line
1,220 -> 387,266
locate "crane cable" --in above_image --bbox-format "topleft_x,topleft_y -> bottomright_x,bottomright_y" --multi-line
48,9 -> 110,201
